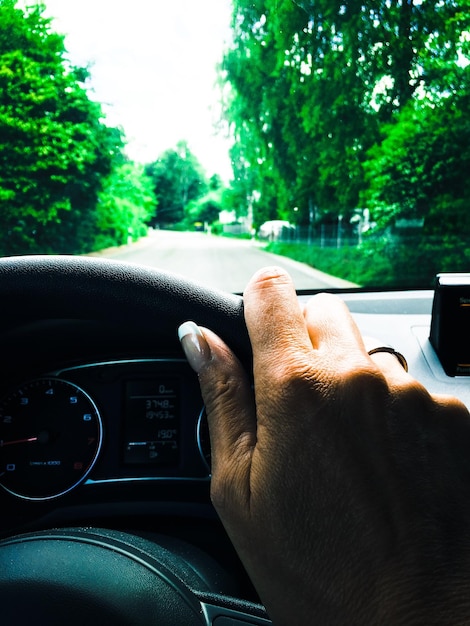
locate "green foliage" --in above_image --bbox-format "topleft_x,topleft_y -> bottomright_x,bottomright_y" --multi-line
0,0 -> 124,254
209,174 -> 222,191
211,223 -> 252,239
222,0 -> 470,238
144,141 -> 207,226
185,193 -> 221,227
93,163 -> 156,250
185,175 -> 226,227
267,236 -> 470,288
362,92 -> 470,234
220,183 -> 250,220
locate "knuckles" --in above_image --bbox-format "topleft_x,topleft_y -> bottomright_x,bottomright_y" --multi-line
257,352 -> 390,406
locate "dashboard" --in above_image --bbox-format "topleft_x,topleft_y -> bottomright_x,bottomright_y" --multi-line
0,257 -> 468,624
0,317 -> 215,535
1,289 -> 468,534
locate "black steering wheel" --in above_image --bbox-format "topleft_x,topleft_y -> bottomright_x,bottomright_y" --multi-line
0,255 -> 251,359
0,256 -> 269,626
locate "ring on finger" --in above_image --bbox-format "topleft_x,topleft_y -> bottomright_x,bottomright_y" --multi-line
368,346 -> 408,372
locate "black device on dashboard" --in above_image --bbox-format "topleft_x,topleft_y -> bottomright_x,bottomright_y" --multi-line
430,273 -> 470,376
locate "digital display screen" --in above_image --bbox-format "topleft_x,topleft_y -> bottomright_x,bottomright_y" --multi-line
124,379 -> 179,466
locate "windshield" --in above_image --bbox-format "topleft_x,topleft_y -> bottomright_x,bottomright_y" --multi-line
1,0 -> 469,292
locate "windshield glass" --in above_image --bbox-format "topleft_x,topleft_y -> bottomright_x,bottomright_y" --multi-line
2,0 -> 469,292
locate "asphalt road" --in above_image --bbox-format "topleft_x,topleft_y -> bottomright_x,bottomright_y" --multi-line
90,230 -> 356,293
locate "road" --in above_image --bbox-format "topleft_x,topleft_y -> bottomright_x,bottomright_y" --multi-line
88,230 -> 356,293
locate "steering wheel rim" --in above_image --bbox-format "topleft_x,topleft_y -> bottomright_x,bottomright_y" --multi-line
0,255 -> 252,364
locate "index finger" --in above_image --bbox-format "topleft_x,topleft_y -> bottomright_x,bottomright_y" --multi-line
243,267 -> 313,381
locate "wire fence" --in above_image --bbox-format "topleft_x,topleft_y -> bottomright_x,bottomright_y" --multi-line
259,224 -> 363,248
262,226 -> 470,288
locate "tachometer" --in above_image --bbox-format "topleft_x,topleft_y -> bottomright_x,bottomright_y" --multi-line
0,378 -> 102,500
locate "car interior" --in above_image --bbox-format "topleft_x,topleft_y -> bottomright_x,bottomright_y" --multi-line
1,0 -> 469,623
0,256 -> 468,625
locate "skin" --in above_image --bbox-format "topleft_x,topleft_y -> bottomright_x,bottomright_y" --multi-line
179,267 -> 470,625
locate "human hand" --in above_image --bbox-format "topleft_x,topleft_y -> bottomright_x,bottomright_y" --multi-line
179,267 -> 470,626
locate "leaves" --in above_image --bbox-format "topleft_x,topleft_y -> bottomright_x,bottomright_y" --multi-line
144,141 -> 207,226
363,92 -> 470,234
222,0 -> 470,237
0,0 -> 124,254
96,163 -> 156,248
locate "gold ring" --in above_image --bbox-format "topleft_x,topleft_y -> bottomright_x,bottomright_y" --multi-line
368,347 -> 408,372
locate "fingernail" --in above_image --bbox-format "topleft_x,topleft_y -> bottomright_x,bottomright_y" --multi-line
178,321 -> 211,373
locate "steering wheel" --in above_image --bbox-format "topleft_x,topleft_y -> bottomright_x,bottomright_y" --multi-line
0,256 -> 268,626
0,255 -> 251,360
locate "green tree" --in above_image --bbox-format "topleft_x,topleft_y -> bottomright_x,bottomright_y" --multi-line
0,0 -> 123,254
144,141 -> 207,226
223,0 -> 380,224
361,3 -> 470,233
363,91 -> 470,235
222,0 -> 470,230
95,162 -> 156,249
186,195 -> 221,226
209,173 -> 222,191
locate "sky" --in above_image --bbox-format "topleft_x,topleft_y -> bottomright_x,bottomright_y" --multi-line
34,0 -> 235,180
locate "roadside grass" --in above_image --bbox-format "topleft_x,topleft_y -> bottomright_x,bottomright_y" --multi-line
266,237 -> 470,288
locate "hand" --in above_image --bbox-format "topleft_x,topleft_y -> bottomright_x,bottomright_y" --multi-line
179,267 -> 470,626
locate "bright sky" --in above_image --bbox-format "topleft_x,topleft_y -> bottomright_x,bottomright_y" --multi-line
35,0 -> 234,180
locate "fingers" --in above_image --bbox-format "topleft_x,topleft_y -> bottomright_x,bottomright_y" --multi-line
303,298 -> 413,386
302,292 -> 369,375
198,326 -> 256,473
305,294 -> 413,388
242,267 -> 405,420
361,337 -> 410,384
178,322 -> 256,508
368,350 -> 411,385
430,392 -> 470,417
243,267 -> 314,382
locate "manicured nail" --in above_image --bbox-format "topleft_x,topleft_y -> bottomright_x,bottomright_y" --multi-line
178,321 -> 211,373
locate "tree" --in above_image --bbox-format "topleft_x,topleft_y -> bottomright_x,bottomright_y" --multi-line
95,162 -> 156,249
363,91 -> 470,235
144,141 -> 207,226
186,194 -> 221,227
222,0 -> 470,231
209,173 -> 222,191
223,0 -> 380,224
0,0 -> 124,254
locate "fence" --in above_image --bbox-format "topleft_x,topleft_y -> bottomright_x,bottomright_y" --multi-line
266,224 -> 360,248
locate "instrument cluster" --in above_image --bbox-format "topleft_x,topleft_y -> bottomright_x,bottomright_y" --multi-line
0,359 -> 209,502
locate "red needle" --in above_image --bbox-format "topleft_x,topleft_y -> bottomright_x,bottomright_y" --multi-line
0,436 -> 38,447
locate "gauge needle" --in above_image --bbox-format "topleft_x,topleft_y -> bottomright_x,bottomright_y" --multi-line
0,436 -> 38,447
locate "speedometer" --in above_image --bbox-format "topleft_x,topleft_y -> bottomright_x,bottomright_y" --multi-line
0,378 -> 102,500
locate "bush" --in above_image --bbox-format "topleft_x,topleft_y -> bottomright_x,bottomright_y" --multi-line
266,236 -> 470,288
